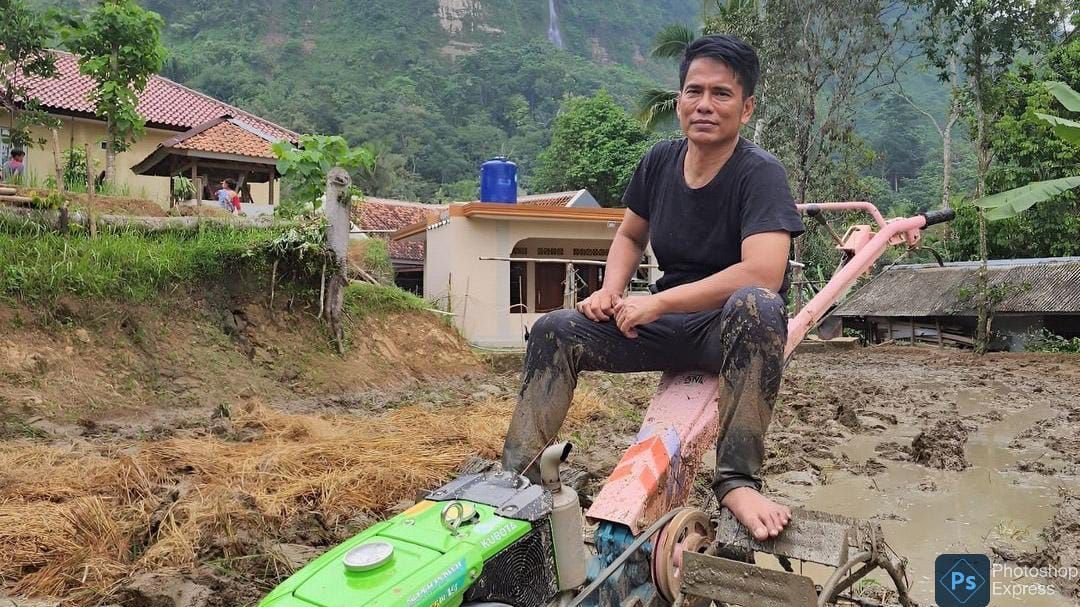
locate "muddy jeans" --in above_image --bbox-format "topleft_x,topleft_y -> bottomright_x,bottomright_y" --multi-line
501,286 -> 787,502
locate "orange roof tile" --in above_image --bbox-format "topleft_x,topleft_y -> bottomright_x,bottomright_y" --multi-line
352,198 -> 446,262
173,120 -> 276,158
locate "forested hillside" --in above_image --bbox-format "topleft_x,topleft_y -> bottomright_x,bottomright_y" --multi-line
137,0 -> 699,199
33,0 -> 962,209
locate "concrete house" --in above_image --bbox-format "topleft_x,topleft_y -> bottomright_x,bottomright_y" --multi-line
394,191 -> 658,348
1,50 -> 297,206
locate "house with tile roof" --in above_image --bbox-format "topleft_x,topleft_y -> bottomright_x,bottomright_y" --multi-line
1,50 -> 297,206
393,194 -> 659,348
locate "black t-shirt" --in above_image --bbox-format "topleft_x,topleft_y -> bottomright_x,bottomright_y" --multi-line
623,137 -> 805,295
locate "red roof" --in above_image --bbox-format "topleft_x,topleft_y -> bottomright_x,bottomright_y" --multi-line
172,119 -> 276,158
21,50 -> 296,142
353,198 -> 446,263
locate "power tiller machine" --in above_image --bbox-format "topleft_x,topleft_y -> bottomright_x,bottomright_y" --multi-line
258,204 -> 953,607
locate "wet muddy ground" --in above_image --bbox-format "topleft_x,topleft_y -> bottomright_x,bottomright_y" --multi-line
2,345 -> 1078,606
569,346 -> 1080,606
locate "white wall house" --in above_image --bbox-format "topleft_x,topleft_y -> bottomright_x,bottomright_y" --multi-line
394,195 -> 659,348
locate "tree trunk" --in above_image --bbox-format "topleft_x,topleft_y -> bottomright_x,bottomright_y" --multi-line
972,60 -> 991,355
85,143 -> 96,198
104,129 -> 116,186
322,167 -> 353,354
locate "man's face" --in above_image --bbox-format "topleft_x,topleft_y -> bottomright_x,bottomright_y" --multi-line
677,57 -> 754,147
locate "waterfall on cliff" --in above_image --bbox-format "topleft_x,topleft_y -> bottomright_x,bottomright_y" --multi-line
547,0 -> 565,49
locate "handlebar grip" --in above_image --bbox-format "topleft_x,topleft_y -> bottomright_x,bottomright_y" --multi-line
919,208 -> 955,228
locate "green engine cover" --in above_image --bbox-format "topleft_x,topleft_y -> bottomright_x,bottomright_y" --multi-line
258,500 -> 532,607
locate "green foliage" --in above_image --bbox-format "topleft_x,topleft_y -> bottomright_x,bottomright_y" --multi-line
975,81 -> 1080,221
946,40 -> 1080,259
61,146 -> 90,189
0,0 -> 59,150
343,282 -> 426,320
272,134 -> 374,209
637,88 -> 679,131
61,0 -> 167,155
650,24 -> 696,59
533,90 -> 653,206
247,212 -> 330,276
977,176 -> 1080,220
28,191 -> 66,210
171,175 -> 195,200
359,238 -> 394,284
0,220 -> 274,302
1023,329 -> 1080,354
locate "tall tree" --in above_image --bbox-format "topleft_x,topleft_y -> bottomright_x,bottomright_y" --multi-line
895,54 -> 963,209
533,90 -> 652,207
0,0 -> 58,151
917,0 -> 1061,353
62,0 -> 166,185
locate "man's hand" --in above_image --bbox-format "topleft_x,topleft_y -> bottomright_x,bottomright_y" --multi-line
576,288 -> 623,322
614,295 -> 665,338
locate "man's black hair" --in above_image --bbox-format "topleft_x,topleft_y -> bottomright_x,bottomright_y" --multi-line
679,34 -> 760,98
10,149 -> 25,158
224,178 -> 237,188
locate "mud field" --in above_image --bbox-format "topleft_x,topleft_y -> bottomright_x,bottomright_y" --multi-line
1,338 -> 1078,606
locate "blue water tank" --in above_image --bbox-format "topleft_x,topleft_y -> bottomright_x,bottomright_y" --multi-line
480,157 -> 518,203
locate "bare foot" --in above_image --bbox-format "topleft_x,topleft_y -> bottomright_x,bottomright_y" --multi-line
721,486 -> 791,541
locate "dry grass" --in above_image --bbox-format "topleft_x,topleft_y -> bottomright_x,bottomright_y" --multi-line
0,389 -> 612,604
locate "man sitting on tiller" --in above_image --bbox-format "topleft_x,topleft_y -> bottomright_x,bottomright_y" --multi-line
502,34 -> 805,541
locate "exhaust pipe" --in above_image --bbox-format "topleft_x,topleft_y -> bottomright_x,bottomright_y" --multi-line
540,442 -> 587,590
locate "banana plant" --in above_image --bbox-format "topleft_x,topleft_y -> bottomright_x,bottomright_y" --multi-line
975,81 -> 1080,220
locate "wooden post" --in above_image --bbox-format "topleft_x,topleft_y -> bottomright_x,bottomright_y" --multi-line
936,318 -> 944,348
268,172 -> 276,206
910,317 -> 916,345
84,143 -> 95,199
322,167 -> 353,354
190,162 -> 199,206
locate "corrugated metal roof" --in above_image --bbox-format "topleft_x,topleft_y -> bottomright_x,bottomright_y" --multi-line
833,258 -> 1080,317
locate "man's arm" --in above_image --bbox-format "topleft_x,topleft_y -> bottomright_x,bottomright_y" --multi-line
577,208 -> 649,322
613,231 -> 790,337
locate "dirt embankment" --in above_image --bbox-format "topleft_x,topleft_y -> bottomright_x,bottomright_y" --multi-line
0,293 -> 478,429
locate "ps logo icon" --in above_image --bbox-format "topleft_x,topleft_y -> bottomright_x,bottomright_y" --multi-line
936,554 -> 990,607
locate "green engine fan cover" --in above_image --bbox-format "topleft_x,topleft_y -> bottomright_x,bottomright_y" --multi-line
258,500 -> 532,607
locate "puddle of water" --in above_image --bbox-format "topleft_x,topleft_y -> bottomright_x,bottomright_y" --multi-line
801,395 -> 1072,606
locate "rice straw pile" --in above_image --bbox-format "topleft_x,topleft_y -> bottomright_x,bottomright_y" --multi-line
0,389 -> 612,604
